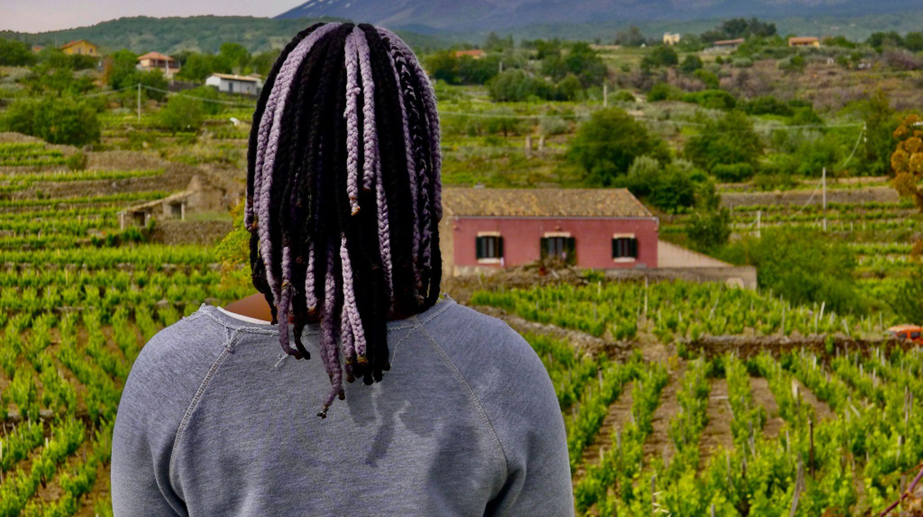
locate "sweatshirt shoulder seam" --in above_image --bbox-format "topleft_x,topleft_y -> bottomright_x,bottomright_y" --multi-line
416,321 -> 510,480
167,328 -> 236,492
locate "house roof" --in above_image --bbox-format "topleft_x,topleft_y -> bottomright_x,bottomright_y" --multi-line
61,40 -> 95,49
713,38 -> 745,46
442,188 -> 653,218
137,52 -> 175,62
209,73 -> 261,83
454,49 -> 485,58
789,37 -> 819,44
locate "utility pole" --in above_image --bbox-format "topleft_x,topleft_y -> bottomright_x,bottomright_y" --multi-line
499,60 -> 503,74
603,83 -> 608,107
822,167 -> 827,232
756,210 -> 761,238
137,83 -> 142,122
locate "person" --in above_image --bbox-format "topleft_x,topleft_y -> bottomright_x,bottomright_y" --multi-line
111,22 -> 572,516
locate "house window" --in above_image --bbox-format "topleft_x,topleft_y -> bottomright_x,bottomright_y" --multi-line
170,202 -> 183,219
541,234 -> 575,263
612,235 -> 638,261
476,234 -> 503,262
228,82 -> 234,93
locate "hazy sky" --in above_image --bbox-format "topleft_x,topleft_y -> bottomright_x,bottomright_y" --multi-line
2,1 -> 301,33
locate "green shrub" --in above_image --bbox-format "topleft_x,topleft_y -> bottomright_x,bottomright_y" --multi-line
1,97 -> 100,146
684,111 -> 763,173
680,55 -> 704,73
647,83 -> 681,102
487,69 -> 554,102
744,96 -> 793,117
568,108 -> 672,186
158,94 -> 204,133
682,89 -> 737,110
692,69 -> 720,89
611,90 -> 637,103
711,162 -> 754,182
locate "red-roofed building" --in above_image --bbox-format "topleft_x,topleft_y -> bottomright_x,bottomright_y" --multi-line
137,52 -> 180,77
454,49 -> 486,59
440,188 -> 659,275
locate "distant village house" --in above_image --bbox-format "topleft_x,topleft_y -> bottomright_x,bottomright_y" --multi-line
137,52 -> 180,78
663,33 -> 681,46
789,37 -> 820,48
31,45 -> 45,53
61,40 -> 98,56
454,49 -> 486,59
205,73 -> 263,95
708,38 -> 745,52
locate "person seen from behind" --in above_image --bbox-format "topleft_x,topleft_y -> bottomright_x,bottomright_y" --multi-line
111,22 -> 573,516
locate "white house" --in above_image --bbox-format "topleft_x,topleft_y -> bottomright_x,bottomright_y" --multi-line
205,73 -> 263,95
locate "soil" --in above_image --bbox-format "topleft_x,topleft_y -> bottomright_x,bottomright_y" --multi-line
643,361 -> 686,467
697,379 -> 734,471
749,377 -> 785,439
792,379 -> 835,422
573,383 -> 634,482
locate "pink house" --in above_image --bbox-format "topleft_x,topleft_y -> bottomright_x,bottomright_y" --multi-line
440,188 -> 658,276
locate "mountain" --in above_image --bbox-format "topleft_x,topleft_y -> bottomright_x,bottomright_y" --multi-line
0,16 -> 449,55
275,0 -> 923,32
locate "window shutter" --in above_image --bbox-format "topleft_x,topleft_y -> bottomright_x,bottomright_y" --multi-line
565,237 -> 576,264
476,237 -> 484,259
540,237 -> 549,258
497,236 -> 504,258
630,238 -> 638,258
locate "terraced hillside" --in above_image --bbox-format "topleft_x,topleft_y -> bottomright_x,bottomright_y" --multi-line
0,133 -> 250,516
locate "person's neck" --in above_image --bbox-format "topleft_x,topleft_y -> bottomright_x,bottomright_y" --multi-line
222,293 -> 421,323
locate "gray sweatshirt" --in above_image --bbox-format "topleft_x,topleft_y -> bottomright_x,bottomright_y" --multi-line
111,297 -> 573,516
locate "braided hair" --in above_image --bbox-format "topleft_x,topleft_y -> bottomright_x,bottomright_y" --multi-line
247,22 -> 442,418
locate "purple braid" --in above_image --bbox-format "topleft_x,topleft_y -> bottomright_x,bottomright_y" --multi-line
318,242 -> 345,418
354,28 -> 378,192
340,300 -> 355,382
251,23 -> 340,230
339,232 -> 368,358
379,29 -> 443,220
305,241 -> 318,311
344,31 -> 362,216
276,249 -> 301,358
256,23 -> 341,301
380,35 -> 423,297
354,28 -> 394,302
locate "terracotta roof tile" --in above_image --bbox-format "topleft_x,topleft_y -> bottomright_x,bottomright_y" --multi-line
442,188 -> 653,218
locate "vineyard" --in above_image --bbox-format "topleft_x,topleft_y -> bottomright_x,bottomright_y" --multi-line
0,135 -> 248,516
472,282 -> 923,516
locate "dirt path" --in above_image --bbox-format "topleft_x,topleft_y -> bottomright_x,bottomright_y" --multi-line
573,383 -> 634,482
792,379 -> 835,422
643,362 -> 686,467
750,377 -> 785,439
697,379 -> 733,470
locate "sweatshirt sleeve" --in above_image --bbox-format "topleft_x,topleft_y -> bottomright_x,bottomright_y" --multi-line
426,307 -> 574,517
111,312 -> 227,516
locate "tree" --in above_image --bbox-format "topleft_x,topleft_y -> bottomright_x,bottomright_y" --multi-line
158,94 -> 204,133
251,49 -> 281,76
567,108 -> 671,186
680,55 -> 704,73
176,53 -> 226,82
641,46 -> 679,69
889,267 -> 923,323
541,42 -> 606,87
218,43 -> 251,73
724,228 -> 859,313
891,114 -> 923,257
859,90 -> 898,176
485,32 -> 514,52
684,111 -> 763,174
487,69 -> 553,102
106,50 -> 140,90
616,157 -> 707,214
0,38 -> 36,66
1,97 -> 100,146
615,26 -> 646,47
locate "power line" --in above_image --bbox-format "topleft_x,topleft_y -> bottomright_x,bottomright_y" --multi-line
140,85 -> 256,107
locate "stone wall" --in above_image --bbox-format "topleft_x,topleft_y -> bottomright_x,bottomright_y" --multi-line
150,220 -> 233,246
